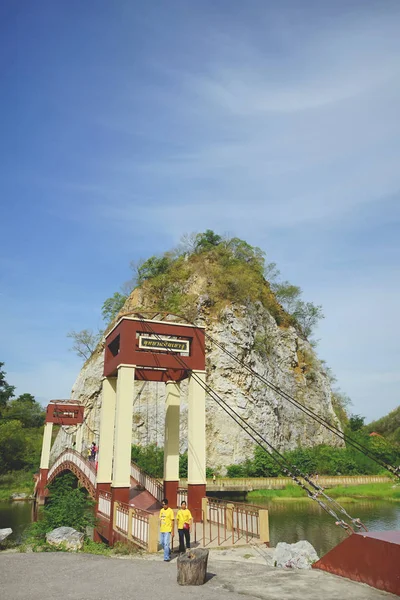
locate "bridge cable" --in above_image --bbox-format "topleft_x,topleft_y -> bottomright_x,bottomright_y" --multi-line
120,310 -> 400,478
136,315 -> 367,533
203,332 -> 400,479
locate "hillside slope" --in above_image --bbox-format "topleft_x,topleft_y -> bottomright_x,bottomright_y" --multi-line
52,235 -> 343,470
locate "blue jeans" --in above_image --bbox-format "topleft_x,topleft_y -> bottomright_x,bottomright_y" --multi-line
160,531 -> 171,560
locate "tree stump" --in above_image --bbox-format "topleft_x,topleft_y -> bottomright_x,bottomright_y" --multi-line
177,548 -> 209,586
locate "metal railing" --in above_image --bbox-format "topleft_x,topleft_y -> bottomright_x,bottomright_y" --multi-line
205,497 -> 263,545
98,490 -> 111,518
131,462 -> 164,502
177,487 -> 188,505
114,501 -> 154,551
48,449 -> 97,488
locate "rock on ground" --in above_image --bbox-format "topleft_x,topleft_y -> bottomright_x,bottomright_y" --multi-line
46,527 -> 84,551
0,528 -> 13,543
273,540 -> 319,569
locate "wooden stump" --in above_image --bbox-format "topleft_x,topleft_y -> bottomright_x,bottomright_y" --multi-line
177,548 -> 209,586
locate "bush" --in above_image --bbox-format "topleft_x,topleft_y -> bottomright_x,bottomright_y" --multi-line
131,444 -> 164,478
25,473 -> 95,547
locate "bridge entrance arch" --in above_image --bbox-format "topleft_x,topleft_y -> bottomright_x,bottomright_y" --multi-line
98,314 -> 206,521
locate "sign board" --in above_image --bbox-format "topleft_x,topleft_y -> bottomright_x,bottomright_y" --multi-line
138,335 -> 190,354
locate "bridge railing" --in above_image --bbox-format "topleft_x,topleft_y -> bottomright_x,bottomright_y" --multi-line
114,501 -> 158,552
48,449 -> 97,488
131,462 -> 164,503
204,497 -> 269,545
177,487 -> 187,505
98,490 -> 112,519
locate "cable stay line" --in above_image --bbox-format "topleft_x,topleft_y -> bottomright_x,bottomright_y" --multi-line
204,332 -> 400,480
136,316 -> 368,533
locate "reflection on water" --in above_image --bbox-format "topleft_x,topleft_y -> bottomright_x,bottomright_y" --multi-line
0,501 -> 33,542
248,499 -> 400,556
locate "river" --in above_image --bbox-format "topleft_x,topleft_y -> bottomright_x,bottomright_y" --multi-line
239,498 -> 400,556
0,501 -> 33,543
1,499 -> 399,556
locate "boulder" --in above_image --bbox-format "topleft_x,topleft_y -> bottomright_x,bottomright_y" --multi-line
273,540 -> 319,569
0,528 -> 13,543
46,527 -> 84,551
11,493 -> 30,501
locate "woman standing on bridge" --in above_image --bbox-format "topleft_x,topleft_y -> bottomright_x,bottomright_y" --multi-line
176,500 -> 192,554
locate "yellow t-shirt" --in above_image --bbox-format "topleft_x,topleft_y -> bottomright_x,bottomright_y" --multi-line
176,508 -> 192,530
159,507 -> 174,533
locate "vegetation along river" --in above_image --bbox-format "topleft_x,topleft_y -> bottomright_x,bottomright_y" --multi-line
1,499 -> 400,557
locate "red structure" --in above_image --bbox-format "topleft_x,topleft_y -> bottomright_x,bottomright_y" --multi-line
100,315 -> 207,529
104,316 -> 205,381
37,401 -> 84,502
313,530 -> 400,595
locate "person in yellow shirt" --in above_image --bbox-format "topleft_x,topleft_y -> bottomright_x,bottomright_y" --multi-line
159,498 -> 174,561
176,500 -> 192,553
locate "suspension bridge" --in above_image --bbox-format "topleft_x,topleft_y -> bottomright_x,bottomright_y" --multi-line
35,313 -> 400,595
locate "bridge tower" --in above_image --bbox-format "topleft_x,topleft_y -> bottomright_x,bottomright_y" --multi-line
37,401 -> 84,503
98,315 -> 206,522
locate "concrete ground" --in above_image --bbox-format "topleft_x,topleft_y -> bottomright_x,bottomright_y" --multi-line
0,546 -> 397,600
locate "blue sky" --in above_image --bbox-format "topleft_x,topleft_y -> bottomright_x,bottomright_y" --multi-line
0,0 -> 399,422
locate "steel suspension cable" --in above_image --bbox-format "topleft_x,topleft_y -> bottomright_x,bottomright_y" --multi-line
203,332 -> 400,479
137,316 -> 366,532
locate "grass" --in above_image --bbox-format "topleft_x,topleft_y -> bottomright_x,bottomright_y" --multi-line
247,483 -> 400,502
0,471 -> 35,501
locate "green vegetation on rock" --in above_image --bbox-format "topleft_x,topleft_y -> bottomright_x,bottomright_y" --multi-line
226,435 -> 400,478
367,406 -> 400,444
98,231 -> 324,342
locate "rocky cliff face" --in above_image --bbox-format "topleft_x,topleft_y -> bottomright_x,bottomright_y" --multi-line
51,288 -> 341,470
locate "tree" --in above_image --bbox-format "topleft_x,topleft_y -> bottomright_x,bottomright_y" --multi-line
0,420 -> 33,473
292,301 -> 324,339
272,281 -> 302,314
6,393 -> 45,428
194,230 -> 222,253
348,414 -> 365,432
136,255 -> 171,286
252,447 -> 282,477
0,362 -> 15,413
101,292 -> 127,324
67,329 -> 103,360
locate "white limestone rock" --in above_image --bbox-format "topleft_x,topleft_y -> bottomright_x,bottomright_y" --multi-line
51,292 -> 343,470
0,528 -> 12,543
46,527 -> 84,551
273,540 -> 319,569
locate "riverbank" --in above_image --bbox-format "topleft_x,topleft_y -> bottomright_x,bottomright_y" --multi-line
0,472 -> 35,502
248,483 -> 400,502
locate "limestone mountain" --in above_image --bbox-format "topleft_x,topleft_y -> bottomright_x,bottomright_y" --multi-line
52,234 -> 343,470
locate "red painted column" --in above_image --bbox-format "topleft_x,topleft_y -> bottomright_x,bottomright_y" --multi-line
188,484 -> 206,522
163,480 -> 178,508
37,468 -> 49,504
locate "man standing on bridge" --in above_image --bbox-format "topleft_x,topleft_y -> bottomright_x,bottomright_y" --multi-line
159,498 -> 174,562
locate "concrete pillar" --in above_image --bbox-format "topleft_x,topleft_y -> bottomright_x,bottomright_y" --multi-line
163,380 -> 180,507
38,421 -> 53,501
111,365 -> 135,498
97,377 -> 117,488
40,422 -> 53,469
259,509 -> 270,546
187,370 -> 206,521
75,424 -> 84,454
